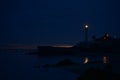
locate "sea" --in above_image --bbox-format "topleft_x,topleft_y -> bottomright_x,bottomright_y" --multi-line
0,49 -> 120,80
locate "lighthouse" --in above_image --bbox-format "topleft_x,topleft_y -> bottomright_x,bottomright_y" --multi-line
85,25 -> 88,43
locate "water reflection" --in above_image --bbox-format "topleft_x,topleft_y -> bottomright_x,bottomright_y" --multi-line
103,56 -> 107,64
84,57 -> 89,64
83,56 -> 109,64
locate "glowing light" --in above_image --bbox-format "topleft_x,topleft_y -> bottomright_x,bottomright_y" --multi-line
104,37 -> 106,40
53,45 -> 73,48
103,56 -> 107,64
106,34 -> 109,37
85,25 -> 88,28
84,57 -> 89,64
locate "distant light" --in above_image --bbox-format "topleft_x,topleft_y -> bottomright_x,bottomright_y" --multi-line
52,45 -> 73,48
84,57 -> 89,64
103,56 -> 107,64
106,34 -> 109,37
85,25 -> 88,28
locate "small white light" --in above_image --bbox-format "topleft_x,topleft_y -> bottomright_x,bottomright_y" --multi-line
85,25 -> 88,28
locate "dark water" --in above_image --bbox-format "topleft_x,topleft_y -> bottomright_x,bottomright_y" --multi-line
0,50 -> 79,80
0,50 -> 119,80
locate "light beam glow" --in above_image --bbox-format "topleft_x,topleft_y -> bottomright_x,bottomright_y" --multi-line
85,25 -> 88,28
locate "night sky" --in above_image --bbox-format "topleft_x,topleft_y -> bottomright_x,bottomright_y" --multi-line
0,0 -> 120,46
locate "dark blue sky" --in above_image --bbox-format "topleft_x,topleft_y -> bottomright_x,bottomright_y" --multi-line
0,0 -> 120,45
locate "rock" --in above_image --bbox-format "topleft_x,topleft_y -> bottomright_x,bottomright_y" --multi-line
55,59 -> 78,67
43,58 -> 79,68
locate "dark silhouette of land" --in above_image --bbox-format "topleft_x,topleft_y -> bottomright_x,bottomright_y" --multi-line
77,64 -> 120,80
29,33 -> 120,56
43,58 -> 80,68
27,33 -> 120,80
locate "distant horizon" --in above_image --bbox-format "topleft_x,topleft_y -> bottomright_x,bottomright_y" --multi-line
0,44 -> 73,49
0,33 -> 119,47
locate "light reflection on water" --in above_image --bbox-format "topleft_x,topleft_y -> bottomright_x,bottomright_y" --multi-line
84,57 -> 89,64
84,56 -> 109,64
0,50 -> 115,80
103,56 -> 107,64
